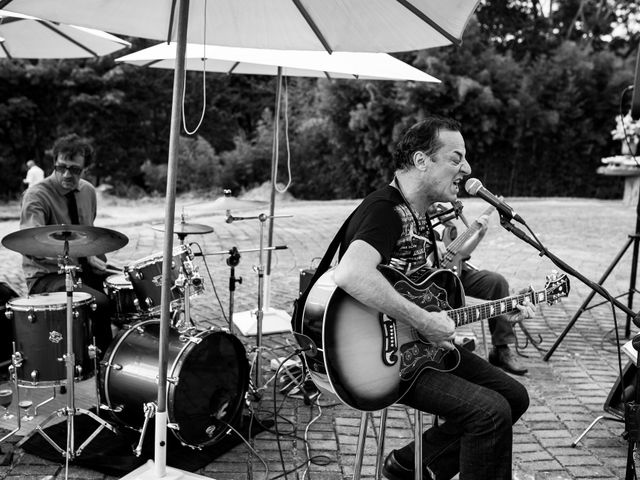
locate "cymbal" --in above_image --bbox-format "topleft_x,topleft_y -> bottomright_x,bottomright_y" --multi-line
2,225 -> 129,257
152,222 -> 214,235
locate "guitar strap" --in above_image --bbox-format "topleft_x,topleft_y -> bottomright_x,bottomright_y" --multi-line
291,208 -> 357,334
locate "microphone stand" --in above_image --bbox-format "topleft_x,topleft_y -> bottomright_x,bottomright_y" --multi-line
226,247 -> 242,335
500,212 -> 640,474
498,214 -> 640,329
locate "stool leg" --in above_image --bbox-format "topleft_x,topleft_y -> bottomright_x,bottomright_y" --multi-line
375,409 -> 388,480
414,410 -> 423,480
353,411 -> 369,480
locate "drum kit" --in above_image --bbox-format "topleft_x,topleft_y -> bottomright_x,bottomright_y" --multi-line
0,212 -> 267,461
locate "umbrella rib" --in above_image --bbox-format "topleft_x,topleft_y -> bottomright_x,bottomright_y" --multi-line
396,0 -> 461,47
39,20 -> 99,57
0,41 -> 11,59
141,59 -> 163,68
228,61 -> 240,74
167,0 -> 178,43
291,0 -> 332,54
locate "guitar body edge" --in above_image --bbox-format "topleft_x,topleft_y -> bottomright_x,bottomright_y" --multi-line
301,269 -> 404,411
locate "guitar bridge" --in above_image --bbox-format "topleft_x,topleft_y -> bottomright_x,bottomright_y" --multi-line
380,314 -> 398,366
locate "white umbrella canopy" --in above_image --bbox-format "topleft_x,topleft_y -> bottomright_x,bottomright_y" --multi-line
0,9 -> 130,58
116,42 -> 440,82
0,0 -> 479,53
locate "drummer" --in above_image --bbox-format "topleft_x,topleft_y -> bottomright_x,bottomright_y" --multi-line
19,134 -> 113,354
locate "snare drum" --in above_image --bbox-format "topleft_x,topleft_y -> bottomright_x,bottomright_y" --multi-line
104,274 -> 139,324
5,292 -> 96,385
99,319 -> 248,448
124,244 -> 203,313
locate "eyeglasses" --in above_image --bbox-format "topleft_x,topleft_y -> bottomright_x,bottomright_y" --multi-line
54,164 -> 83,175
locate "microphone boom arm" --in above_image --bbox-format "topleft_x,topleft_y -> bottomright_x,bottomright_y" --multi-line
498,217 -> 640,332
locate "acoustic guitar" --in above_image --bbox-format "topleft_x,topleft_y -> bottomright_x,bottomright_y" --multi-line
299,265 -> 569,411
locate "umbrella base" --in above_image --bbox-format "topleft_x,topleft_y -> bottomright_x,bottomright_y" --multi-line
120,460 -> 211,479
232,308 -> 291,336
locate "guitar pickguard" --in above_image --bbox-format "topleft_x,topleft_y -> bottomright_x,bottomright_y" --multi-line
399,341 -> 452,380
379,314 -> 398,366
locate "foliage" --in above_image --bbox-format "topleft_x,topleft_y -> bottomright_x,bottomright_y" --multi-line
2,3 -> 639,201
140,135 -> 222,195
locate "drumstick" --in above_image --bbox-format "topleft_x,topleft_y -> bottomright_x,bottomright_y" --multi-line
104,266 -> 123,275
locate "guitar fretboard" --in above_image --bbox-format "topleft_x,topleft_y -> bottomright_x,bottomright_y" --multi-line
451,289 -> 546,327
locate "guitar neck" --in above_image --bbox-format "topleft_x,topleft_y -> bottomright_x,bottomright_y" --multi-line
450,288 -> 545,328
445,205 -> 495,254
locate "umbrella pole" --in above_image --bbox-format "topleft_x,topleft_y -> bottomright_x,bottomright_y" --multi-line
154,0 -> 188,477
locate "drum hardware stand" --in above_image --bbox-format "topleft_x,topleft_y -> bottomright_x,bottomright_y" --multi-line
222,211 -> 290,393
133,402 -> 157,457
226,247 -> 242,335
33,386 -> 58,416
171,223 -> 205,332
0,362 -> 21,444
16,246 -> 117,460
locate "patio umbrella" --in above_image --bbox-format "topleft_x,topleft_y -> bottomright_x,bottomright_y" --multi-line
0,9 -> 130,59
0,1 -> 480,478
116,42 -> 440,81
116,41 -> 439,336
0,1 -> 479,53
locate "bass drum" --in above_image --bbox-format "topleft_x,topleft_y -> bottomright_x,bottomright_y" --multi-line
99,319 -> 248,448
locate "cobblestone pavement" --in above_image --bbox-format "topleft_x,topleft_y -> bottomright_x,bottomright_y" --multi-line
0,194 -> 638,479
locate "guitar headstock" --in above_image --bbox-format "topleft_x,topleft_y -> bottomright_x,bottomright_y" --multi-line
544,270 -> 570,305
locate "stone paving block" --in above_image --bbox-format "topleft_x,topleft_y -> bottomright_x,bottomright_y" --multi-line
565,465 -> 618,478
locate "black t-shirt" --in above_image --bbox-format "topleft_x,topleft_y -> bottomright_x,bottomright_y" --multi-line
340,185 -> 438,281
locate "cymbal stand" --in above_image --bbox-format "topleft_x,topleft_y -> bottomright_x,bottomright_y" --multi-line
16,241 -> 117,459
224,211 -> 289,394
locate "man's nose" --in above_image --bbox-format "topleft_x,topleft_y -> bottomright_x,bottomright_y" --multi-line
460,159 -> 471,175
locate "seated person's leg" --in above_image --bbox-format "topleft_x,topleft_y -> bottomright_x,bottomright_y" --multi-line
459,269 -> 527,375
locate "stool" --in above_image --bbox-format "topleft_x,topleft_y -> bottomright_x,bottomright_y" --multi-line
352,408 -> 425,480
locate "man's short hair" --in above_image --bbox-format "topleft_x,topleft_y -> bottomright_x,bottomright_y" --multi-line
393,115 -> 461,170
51,134 -> 94,165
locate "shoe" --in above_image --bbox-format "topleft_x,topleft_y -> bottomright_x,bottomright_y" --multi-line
382,450 -> 434,480
382,451 -> 414,480
488,345 -> 528,376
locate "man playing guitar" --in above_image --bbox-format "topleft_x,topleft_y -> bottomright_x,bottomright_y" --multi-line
332,116 -> 535,480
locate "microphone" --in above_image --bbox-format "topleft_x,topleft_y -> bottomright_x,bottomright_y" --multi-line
464,178 -> 524,224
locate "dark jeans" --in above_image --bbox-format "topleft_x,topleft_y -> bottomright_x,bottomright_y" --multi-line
29,271 -> 113,355
460,268 -> 515,346
397,346 -> 529,479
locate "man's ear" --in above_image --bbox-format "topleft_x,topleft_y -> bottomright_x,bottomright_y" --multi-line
413,151 -> 431,171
